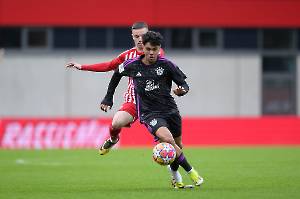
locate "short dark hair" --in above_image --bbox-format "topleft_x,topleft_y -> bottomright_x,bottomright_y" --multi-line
131,21 -> 148,30
142,31 -> 163,46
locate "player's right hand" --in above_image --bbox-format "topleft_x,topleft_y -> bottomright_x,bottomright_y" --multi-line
173,86 -> 188,96
66,62 -> 82,70
100,104 -> 111,112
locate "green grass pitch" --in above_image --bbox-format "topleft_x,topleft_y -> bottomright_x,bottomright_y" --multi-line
0,147 -> 300,199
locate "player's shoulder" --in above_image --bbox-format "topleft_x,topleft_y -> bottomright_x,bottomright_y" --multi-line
159,48 -> 165,56
158,56 -> 172,65
123,56 -> 140,68
119,57 -> 140,73
157,56 -> 179,70
118,47 -> 137,57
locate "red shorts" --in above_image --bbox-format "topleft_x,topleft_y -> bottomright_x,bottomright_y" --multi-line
119,102 -> 138,123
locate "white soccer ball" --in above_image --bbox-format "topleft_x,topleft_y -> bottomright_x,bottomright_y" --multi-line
152,142 -> 176,166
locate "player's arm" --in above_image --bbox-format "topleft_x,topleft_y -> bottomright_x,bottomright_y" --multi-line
100,60 -> 134,112
100,70 -> 122,112
168,62 -> 189,97
66,57 -> 123,72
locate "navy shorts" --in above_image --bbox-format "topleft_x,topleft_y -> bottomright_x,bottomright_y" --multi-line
141,112 -> 182,138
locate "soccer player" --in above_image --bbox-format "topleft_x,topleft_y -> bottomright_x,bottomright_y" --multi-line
66,23 -> 186,188
113,31 -> 204,187
66,22 -> 164,154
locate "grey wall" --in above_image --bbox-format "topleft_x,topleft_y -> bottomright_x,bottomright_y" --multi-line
169,54 -> 261,116
0,51 -> 268,117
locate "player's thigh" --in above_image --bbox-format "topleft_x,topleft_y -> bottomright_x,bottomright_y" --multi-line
155,127 -> 175,144
118,102 -> 137,122
112,111 -> 134,128
142,117 -> 168,136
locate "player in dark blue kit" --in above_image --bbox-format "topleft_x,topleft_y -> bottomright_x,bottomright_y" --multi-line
116,31 -> 204,188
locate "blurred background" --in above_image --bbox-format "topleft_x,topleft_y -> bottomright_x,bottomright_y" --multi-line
0,0 -> 300,148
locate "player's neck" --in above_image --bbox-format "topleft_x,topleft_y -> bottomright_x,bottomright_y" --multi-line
136,47 -> 143,53
142,58 -> 156,65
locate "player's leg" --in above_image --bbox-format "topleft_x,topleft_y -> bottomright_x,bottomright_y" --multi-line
99,103 -> 136,155
166,115 -> 184,186
170,136 -> 182,171
110,110 -> 134,141
167,113 -> 204,186
155,127 -> 181,155
155,127 -> 185,188
173,136 -> 204,186
167,135 -> 183,187
142,117 -> 185,188
167,165 -> 184,188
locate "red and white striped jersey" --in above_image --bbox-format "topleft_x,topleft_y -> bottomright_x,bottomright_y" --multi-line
119,48 -> 142,104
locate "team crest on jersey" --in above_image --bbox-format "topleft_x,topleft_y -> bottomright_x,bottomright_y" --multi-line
155,67 -> 164,76
150,119 -> 158,126
145,79 -> 159,91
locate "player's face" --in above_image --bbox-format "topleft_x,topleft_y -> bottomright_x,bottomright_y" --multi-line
132,27 -> 148,51
143,42 -> 161,64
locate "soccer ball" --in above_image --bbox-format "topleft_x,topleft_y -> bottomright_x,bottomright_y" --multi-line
152,142 -> 176,166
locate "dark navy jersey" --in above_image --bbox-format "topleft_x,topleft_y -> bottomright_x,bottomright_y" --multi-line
117,55 -> 189,120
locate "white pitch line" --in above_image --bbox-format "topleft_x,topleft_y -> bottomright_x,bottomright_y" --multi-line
15,159 -> 63,166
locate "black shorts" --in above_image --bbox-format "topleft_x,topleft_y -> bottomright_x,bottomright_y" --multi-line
141,112 -> 182,138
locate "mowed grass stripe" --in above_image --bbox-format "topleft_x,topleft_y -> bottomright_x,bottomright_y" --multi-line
0,147 -> 299,199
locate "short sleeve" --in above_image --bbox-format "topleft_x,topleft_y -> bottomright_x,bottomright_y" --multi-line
118,62 -> 134,77
167,61 -> 187,86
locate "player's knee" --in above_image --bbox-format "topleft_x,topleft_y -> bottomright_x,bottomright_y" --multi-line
174,137 -> 183,149
112,119 -> 124,129
174,140 -> 183,149
160,136 -> 175,145
176,142 -> 183,149
112,112 -> 132,129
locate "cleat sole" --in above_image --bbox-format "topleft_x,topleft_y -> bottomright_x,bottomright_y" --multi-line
174,184 -> 195,189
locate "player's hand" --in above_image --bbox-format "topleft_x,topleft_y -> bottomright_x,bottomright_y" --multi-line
100,103 -> 111,112
173,86 -> 187,96
66,62 -> 82,70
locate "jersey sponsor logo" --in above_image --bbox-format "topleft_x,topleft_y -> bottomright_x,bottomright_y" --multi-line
155,67 -> 164,76
145,79 -> 159,91
136,72 -> 142,77
150,119 -> 158,127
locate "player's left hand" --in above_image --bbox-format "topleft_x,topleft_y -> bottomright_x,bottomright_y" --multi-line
100,104 -> 111,112
173,86 -> 187,96
65,62 -> 82,70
